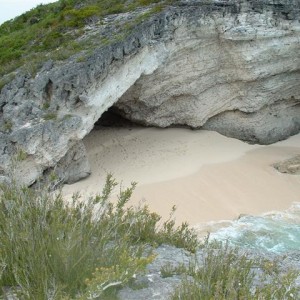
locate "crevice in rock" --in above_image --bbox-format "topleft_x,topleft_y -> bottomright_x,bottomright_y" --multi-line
43,79 -> 53,103
0,102 -> 6,114
94,106 -> 142,129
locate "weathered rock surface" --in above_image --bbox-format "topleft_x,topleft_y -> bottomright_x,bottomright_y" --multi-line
204,99 -> 300,144
274,154 -> 300,175
40,141 -> 91,189
117,244 -> 300,300
116,5 -> 300,144
118,244 -> 191,300
0,0 -> 299,184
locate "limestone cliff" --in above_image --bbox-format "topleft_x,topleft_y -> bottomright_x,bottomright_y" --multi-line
0,0 -> 299,185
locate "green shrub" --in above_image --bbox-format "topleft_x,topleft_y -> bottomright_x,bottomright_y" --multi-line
106,4 -> 125,15
0,176 -> 148,298
63,6 -> 100,27
42,30 -> 64,49
0,174 -> 198,299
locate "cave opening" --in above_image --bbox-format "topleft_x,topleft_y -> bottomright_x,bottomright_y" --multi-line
93,106 -> 142,129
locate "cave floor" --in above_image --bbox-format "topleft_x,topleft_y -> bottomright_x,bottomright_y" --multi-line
62,127 -> 300,231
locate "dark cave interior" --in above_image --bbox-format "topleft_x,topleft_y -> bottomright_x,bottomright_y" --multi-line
94,107 -> 140,129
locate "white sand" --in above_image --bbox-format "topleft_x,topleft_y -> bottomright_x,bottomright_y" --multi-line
62,128 -> 300,228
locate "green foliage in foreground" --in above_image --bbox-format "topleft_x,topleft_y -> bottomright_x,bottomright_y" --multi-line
0,174 -> 299,299
0,174 -> 197,299
171,240 -> 300,300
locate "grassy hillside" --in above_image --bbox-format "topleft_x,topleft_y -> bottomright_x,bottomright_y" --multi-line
0,0 -> 173,83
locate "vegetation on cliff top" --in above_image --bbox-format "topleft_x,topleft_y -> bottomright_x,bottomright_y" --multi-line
0,0 -> 175,82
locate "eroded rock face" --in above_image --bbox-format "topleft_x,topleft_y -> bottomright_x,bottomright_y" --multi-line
0,0 -> 299,185
115,6 -> 300,144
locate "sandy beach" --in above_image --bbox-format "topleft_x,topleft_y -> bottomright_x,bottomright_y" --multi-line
62,127 -> 300,229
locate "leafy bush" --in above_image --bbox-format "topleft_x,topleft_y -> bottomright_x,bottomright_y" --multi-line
0,174 -> 198,299
63,6 -> 100,27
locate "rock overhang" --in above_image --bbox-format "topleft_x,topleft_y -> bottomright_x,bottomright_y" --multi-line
0,0 -> 299,185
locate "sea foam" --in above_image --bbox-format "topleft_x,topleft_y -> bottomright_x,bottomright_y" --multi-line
207,203 -> 300,254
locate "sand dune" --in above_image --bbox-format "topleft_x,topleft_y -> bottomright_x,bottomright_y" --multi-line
62,128 -> 300,228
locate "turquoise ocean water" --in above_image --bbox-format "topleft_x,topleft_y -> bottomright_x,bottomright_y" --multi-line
209,203 -> 300,254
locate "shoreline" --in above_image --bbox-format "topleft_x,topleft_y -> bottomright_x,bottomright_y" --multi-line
62,128 -> 300,229
130,144 -> 300,226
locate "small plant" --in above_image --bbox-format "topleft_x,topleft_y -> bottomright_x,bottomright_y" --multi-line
63,114 -> 73,120
49,170 -> 58,182
15,149 -> 28,161
106,3 -> 125,14
81,253 -> 155,299
43,112 -> 57,120
160,262 -> 187,278
76,55 -> 86,63
138,0 -> 162,5
42,102 -> 50,110
155,206 -> 199,252
2,120 -> 13,132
